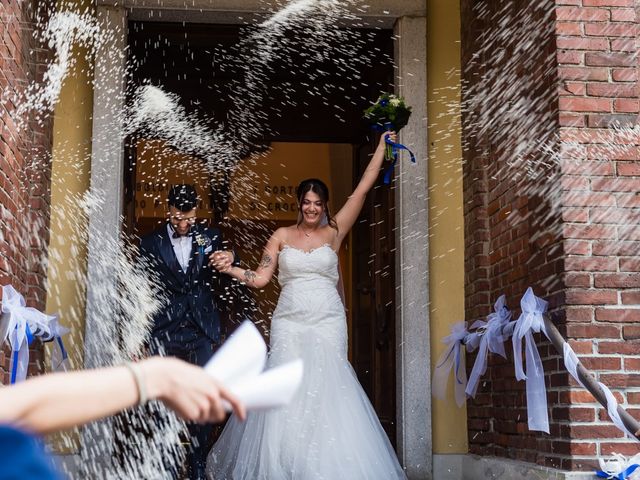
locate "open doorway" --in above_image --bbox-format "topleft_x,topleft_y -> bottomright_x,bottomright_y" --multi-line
124,21 -> 398,442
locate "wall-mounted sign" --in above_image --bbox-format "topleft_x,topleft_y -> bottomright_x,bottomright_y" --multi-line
228,143 -> 347,221
134,138 -> 214,219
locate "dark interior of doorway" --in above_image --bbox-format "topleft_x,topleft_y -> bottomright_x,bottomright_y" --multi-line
126,21 -> 398,444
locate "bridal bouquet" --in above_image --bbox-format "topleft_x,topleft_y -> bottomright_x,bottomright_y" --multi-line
363,93 -> 415,184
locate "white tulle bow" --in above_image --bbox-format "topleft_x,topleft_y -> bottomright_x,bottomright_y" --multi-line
432,321 -> 468,407
465,295 -> 511,398
1,285 -> 58,383
512,287 -> 549,433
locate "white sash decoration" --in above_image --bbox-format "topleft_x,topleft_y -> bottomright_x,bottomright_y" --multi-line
466,295 -> 511,398
205,321 -> 304,411
598,382 -> 637,441
432,321 -> 468,407
48,315 -> 70,371
563,343 -> 587,390
512,287 -> 550,433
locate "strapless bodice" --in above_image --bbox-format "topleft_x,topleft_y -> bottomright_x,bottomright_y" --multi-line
277,244 -> 339,289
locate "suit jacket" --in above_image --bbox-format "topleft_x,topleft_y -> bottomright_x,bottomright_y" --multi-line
139,223 -> 234,344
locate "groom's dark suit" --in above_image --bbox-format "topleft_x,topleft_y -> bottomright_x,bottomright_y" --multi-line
140,222 -> 236,478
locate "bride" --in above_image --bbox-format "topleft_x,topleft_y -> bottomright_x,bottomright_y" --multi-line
207,131 -> 406,479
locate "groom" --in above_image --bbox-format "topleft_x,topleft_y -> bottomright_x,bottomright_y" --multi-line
139,184 -> 237,479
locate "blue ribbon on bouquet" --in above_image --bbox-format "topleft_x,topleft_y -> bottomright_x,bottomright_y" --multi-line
595,464 -> 640,479
372,123 -> 416,185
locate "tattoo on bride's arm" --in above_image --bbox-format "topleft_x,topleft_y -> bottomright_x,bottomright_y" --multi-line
258,254 -> 272,269
243,269 -> 257,284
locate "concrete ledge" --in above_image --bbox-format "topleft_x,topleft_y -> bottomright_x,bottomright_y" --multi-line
434,454 -> 597,480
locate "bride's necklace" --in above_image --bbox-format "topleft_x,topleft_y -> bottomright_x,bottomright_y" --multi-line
299,225 -> 316,237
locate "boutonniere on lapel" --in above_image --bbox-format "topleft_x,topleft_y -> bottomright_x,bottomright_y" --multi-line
194,232 -> 213,256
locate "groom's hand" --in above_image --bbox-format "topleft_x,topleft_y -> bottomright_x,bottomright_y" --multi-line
209,250 -> 234,272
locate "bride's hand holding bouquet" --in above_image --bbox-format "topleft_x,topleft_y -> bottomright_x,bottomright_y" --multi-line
363,93 -> 415,184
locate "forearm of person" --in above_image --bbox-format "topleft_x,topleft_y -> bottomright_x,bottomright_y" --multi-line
0,365 -> 146,434
355,142 -> 386,195
225,265 -> 270,289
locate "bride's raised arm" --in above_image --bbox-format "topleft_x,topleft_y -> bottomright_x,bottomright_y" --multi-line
217,228 -> 283,289
334,131 -> 395,242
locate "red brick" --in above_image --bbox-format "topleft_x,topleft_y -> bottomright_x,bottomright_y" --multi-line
558,66 -> 610,81
621,291 -> 640,304
624,358 -> 640,370
566,323 -> 621,338
595,308 -> 640,322
557,51 -> 584,65
600,373 -> 640,387
566,289 -> 619,305
556,22 -> 583,36
582,0 -> 634,5
610,8 -> 636,22
553,407 -> 597,423
565,257 -> 618,271
565,306 -> 596,322
586,83 -> 638,98
617,162 -> 640,175
569,424 -> 625,439
619,226 -> 640,240
596,272 -> 640,287
601,442 -> 640,456
559,113 -> 586,127
585,52 -> 637,67
559,390 -> 598,404
557,36 -> 609,51
599,341 -> 640,354
551,440 -> 597,456
617,193 -> 640,208
563,224 -> 617,240
562,209 -> 589,224
567,339 -> 595,354
590,206 -> 640,224
620,258 -> 640,272
612,68 -> 638,82
556,7 -> 610,22
611,38 -> 638,52
584,22 -> 638,37
614,99 -> 640,113
592,178 -> 640,192
559,97 -> 612,112
579,356 -> 621,370
561,160 -> 614,175
565,272 -> 592,287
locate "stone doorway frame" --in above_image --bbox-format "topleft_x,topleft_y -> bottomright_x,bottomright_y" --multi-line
89,2 -> 429,477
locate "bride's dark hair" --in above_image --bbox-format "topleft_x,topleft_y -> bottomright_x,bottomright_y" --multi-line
296,178 -> 338,232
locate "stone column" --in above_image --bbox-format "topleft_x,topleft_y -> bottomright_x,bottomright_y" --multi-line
84,4 -> 127,367
394,15 -> 430,480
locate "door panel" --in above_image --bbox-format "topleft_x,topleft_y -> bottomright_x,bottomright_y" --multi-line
351,139 -> 397,444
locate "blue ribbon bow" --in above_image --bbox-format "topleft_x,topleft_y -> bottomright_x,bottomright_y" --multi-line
10,324 -> 33,384
383,136 -> 416,184
372,123 -> 416,184
596,464 -> 640,479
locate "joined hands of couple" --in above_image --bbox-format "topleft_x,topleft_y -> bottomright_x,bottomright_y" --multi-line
209,250 -> 234,272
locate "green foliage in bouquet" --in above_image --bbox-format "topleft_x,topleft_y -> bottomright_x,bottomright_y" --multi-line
363,93 -> 412,132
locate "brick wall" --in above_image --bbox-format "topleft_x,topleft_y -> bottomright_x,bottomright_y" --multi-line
0,0 -> 53,384
556,0 -> 640,463
462,0 -> 640,472
461,0 -> 567,468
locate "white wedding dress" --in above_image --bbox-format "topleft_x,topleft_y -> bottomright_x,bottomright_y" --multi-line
207,244 -> 406,479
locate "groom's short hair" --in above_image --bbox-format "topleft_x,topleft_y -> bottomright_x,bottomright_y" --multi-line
168,184 -> 198,212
